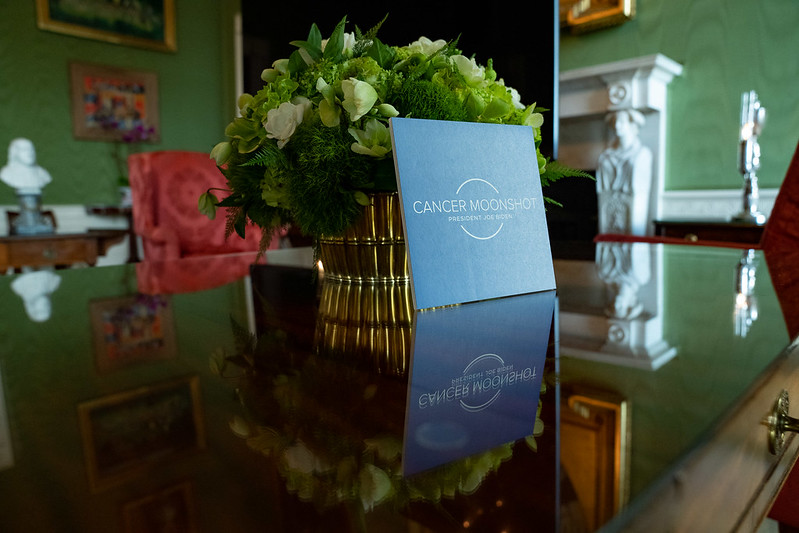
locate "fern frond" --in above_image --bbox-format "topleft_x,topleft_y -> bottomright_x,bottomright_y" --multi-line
540,160 -> 593,188
352,14 -> 388,56
224,206 -> 242,239
240,144 -> 285,167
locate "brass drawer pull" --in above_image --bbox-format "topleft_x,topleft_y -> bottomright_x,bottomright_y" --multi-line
766,389 -> 799,454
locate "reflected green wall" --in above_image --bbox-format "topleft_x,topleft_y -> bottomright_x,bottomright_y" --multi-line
560,0 -> 799,191
560,246 -> 788,499
0,0 -> 240,205
0,266 -> 279,532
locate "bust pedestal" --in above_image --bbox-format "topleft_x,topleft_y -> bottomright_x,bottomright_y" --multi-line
11,193 -> 53,236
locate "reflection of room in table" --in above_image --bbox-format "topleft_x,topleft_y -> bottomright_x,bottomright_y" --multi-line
0,230 -> 127,270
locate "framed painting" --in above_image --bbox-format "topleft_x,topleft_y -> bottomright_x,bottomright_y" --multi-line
560,0 -> 636,34
36,0 -> 176,52
78,375 -> 206,493
122,481 -> 198,533
69,62 -> 160,142
90,294 -> 175,373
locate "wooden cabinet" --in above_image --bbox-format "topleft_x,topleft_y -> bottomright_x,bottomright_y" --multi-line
654,219 -> 765,245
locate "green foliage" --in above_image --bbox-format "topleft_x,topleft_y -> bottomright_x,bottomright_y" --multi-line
287,121 -> 374,236
540,159 -> 593,188
391,78 -> 469,122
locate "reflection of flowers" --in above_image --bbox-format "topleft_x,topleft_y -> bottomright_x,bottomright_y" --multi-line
211,321 -> 540,513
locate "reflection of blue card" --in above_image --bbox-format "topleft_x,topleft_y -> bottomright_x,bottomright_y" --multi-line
403,290 -> 556,476
389,117 -> 556,310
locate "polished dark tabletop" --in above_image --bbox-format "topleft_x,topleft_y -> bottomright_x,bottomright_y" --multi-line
0,243 -> 796,532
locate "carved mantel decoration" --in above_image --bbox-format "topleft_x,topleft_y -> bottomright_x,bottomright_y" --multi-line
560,53 -> 684,236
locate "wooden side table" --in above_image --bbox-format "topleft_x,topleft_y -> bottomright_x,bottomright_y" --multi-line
0,230 -> 127,271
653,219 -> 765,245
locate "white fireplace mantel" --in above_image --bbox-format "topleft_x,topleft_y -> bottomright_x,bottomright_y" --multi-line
560,54 -> 684,120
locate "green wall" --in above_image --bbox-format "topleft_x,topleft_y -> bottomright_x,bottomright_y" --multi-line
560,0 -> 799,191
2,1 -> 796,206
0,0 -> 239,205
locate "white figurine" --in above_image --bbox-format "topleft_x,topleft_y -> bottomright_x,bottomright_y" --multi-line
596,110 -> 653,235
1,138 -> 52,195
10,270 -> 61,322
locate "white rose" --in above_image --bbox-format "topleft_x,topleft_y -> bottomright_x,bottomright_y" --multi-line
407,36 -> 447,56
452,55 -> 486,87
265,97 -> 311,149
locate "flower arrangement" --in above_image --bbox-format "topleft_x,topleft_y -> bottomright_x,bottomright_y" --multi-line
201,15 -> 583,248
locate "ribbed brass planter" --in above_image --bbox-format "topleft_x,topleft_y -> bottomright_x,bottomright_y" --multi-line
317,192 -> 409,283
314,193 -> 413,376
315,280 -> 413,377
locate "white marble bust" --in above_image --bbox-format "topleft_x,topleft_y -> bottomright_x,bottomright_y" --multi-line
1,138 -> 52,195
11,270 -> 61,322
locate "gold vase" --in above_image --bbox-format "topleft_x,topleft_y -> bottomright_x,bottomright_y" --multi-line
317,192 -> 409,283
315,192 -> 413,376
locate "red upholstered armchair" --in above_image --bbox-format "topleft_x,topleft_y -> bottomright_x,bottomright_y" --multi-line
128,150 -> 276,261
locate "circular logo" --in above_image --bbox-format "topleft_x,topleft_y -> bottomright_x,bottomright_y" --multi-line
455,178 -> 504,241
459,353 -> 506,412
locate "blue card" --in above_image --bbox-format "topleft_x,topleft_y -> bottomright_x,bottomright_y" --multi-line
403,290 -> 556,476
389,117 -> 556,310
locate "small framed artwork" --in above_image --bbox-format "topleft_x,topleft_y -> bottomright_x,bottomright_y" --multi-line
35,0 -> 177,52
78,375 -> 206,493
122,481 -> 198,533
90,294 -> 176,373
69,61 -> 160,142
560,0 -> 636,34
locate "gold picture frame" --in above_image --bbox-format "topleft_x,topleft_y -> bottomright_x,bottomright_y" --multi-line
560,387 -> 630,531
561,0 -> 636,34
69,61 -> 160,142
78,375 -> 206,493
35,0 -> 176,52
122,481 -> 198,533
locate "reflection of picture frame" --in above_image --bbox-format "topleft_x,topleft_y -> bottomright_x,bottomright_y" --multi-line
560,0 -> 636,34
78,375 -> 205,492
560,387 -> 630,531
122,481 -> 197,533
90,294 -> 175,373
35,0 -> 176,52
69,62 -> 160,142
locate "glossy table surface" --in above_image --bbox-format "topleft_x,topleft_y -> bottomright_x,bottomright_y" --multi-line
0,243 -> 797,532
